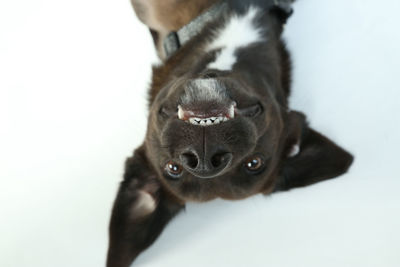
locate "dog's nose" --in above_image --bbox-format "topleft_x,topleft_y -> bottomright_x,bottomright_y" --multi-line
180,148 -> 233,178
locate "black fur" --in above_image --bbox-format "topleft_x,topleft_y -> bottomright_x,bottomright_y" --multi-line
107,1 -> 353,266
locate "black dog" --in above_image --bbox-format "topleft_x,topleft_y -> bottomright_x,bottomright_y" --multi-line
107,1 -> 353,266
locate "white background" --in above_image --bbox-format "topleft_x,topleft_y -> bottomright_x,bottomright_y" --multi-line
1,0 -> 399,266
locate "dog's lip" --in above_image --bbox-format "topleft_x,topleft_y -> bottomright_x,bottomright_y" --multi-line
177,102 -> 236,125
235,102 -> 263,117
178,103 -> 235,120
177,101 -> 262,124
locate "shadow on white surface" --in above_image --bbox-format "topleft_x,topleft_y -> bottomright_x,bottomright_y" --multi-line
0,0 -> 399,267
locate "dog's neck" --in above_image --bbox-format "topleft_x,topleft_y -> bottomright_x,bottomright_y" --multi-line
163,1 -> 228,58
162,0 -> 294,59
150,2 -> 293,107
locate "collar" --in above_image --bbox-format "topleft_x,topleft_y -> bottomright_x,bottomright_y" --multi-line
162,0 -> 294,59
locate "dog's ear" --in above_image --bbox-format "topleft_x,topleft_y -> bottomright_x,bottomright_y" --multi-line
107,146 -> 184,267
274,111 -> 354,191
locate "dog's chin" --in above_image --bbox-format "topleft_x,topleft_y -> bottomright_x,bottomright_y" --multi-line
174,77 -> 263,126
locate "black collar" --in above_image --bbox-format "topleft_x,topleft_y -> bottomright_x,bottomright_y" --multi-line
162,0 -> 294,58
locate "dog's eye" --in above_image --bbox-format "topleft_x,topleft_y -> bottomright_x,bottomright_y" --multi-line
238,103 -> 263,117
159,106 -> 168,117
165,161 -> 183,177
159,105 -> 176,118
245,156 -> 264,172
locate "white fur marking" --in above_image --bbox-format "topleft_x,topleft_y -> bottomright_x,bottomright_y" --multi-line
207,7 -> 263,71
132,191 -> 156,217
288,144 -> 300,158
181,79 -> 227,104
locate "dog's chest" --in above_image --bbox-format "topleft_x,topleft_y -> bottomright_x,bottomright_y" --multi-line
206,7 -> 265,71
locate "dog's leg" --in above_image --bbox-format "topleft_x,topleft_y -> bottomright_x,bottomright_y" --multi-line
106,147 -> 184,267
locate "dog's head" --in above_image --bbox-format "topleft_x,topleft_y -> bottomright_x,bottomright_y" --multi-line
143,66 -> 352,202
133,2 -> 353,203
145,71 -> 284,200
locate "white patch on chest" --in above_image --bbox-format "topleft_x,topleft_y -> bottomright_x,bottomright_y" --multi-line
206,7 -> 263,71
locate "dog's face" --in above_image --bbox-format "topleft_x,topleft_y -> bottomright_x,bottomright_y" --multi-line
133,0 -> 353,204
145,70 -> 294,201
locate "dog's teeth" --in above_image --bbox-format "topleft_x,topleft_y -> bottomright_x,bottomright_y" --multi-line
229,105 -> 235,119
178,105 -> 184,120
187,115 -> 231,126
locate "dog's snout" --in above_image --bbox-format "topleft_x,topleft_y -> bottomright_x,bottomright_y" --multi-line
179,147 -> 232,179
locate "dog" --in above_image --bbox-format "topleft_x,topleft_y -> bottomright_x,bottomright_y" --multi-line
106,1 -> 354,266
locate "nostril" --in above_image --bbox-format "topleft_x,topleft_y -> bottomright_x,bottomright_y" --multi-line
180,152 -> 199,169
211,152 -> 232,168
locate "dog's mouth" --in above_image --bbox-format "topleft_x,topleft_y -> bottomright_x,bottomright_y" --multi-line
178,102 -> 235,126
177,101 -> 262,126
